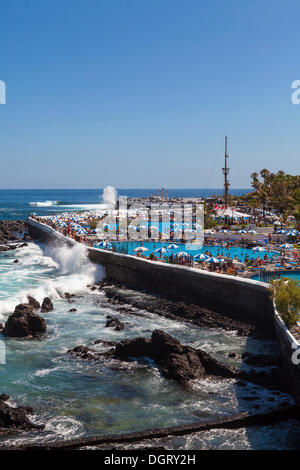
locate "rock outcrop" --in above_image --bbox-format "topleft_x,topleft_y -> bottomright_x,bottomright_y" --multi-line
101,285 -> 260,337
41,297 -> 53,313
105,316 -> 125,331
68,329 -> 289,392
3,304 -> 46,338
0,394 -> 43,434
0,220 -> 27,245
241,352 -> 282,367
114,329 -> 235,385
27,296 -> 40,310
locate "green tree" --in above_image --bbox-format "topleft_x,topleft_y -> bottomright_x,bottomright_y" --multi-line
270,278 -> 300,327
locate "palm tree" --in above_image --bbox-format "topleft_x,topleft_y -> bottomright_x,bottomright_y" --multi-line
249,199 -> 260,225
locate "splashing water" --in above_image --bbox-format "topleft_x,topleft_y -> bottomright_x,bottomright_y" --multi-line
102,186 -> 117,208
0,241 -> 299,449
0,242 -> 105,317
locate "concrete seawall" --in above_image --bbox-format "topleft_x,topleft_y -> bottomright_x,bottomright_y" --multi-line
27,218 -> 274,330
27,218 -> 300,403
274,306 -> 300,404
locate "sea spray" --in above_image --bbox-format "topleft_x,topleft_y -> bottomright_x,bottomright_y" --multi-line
102,186 -> 117,208
0,242 -> 104,316
29,201 -> 58,207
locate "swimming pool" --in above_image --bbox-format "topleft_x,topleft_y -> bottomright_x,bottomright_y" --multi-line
251,271 -> 300,282
105,241 -> 279,262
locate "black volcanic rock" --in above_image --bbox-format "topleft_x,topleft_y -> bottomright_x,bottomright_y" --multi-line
68,329 -> 289,392
0,220 -> 27,245
3,304 -> 46,338
0,396 -> 43,432
241,352 -> 282,367
94,339 -> 117,347
67,345 -> 111,360
101,285 -> 257,338
41,297 -> 53,313
115,338 -> 152,359
68,329 -> 238,385
113,329 -> 230,385
27,296 -> 40,310
160,347 -> 205,384
14,304 -> 34,316
151,330 -> 184,359
196,349 -> 236,378
105,317 -> 125,331
0,394 -> 9,402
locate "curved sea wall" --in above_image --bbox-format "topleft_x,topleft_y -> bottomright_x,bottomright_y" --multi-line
27,218 -> 300,403
274,306 -> 300,404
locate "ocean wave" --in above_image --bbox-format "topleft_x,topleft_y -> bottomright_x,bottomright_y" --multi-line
45,416 -> 84,437
29,201 -> 58,207
0,243 -> 105,316
29,200 -> 109,210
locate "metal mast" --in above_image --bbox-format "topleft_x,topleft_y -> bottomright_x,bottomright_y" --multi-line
222,136 -> 230,208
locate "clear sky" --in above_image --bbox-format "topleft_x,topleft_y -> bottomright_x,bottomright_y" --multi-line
0,0 -> 299,189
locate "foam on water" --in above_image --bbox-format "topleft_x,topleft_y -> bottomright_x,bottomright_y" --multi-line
0,241 -> 299,449
102,185 -> 117,208
29,201 -> 58,207
0,242 -> 104,317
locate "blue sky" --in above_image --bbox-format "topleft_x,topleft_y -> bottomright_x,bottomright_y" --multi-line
0,0 -> 299,189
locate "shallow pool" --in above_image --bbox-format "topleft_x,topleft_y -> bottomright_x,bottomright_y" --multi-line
251,271 -> 300,282
108,241 -> 279,262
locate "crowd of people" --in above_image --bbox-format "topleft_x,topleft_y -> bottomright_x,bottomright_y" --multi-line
30,211 -> 300,278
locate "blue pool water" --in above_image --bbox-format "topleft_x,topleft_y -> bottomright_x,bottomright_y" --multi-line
0,188 -> 252,221
107,241 -> 279,262
251,271 -> 300,282
1,189 -> 300,449
0,241 -> 299,449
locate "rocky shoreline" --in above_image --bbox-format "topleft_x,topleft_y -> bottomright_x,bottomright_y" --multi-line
0,239 -> 295,448
0,220 -> 29,247
2,405 -> 299,450
93,280 -> 272,339
68,328 -> 291,395
0,394 -> 43,437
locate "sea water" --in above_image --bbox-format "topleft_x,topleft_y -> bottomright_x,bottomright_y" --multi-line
0,188 -> 252,220
0,241 -> 300,449
0,189 -> 300,449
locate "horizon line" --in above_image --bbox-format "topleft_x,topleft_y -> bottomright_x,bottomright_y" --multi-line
0,187 -> 253,191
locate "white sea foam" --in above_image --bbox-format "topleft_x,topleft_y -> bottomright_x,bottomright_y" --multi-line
29,201 -> 58,207
33,366 -> 60,377
0,242 -> 105,316
45,416 -> 83,437
17,243 -> 59,268
102,185 -> 117,208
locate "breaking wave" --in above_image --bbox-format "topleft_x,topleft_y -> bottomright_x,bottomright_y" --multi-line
29,201 -> 58,207
0,242 -> 104,316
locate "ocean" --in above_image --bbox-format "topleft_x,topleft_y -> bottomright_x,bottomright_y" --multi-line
0,188 -> 252,221
1,188 -> 300,449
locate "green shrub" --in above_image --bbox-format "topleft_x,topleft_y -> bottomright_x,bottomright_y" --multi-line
269,278 -> 300,327
204,215 -> 218,229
